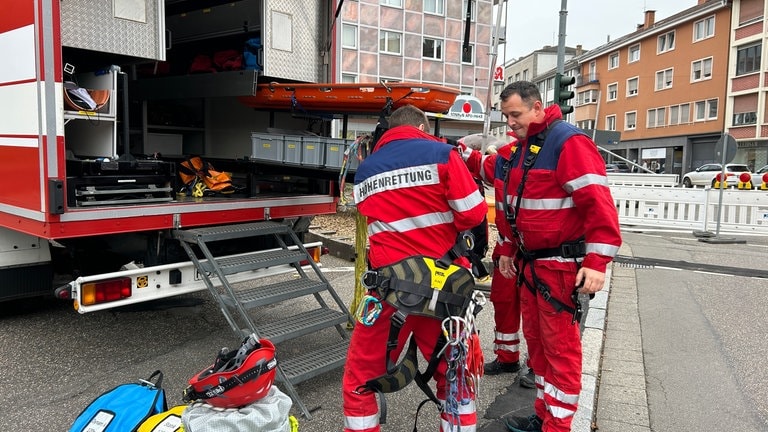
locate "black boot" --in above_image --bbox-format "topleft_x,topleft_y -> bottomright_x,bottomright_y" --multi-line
504,414 -> 542,432
483,359 -> 521,375
519,368 -> 536,388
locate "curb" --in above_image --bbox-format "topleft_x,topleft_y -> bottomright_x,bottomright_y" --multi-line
573,268 -> 610,432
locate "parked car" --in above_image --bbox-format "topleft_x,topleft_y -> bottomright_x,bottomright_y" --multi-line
681,163 -> 751,188
751,165 -> 768,187
605,162 -> 630,173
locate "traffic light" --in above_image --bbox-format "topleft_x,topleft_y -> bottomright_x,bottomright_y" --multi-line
555,72 -> 576,115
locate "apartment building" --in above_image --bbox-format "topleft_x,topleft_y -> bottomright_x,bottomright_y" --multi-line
490,45 -> 583,141
574,0 -> 732,177
332,0 -> 503,139
726,0 -> 768,171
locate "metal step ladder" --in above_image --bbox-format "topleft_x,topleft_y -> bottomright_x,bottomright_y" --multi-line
173,221 -> 353,419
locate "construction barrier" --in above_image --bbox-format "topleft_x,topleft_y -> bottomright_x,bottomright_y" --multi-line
610,185 -> 768,235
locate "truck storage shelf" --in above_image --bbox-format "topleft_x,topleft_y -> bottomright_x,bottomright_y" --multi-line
133,70 -> 259,100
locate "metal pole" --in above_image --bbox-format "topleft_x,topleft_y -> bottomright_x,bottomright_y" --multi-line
715,132 -> 727,236
556,0 -> 568,74
483,0 -> 506,139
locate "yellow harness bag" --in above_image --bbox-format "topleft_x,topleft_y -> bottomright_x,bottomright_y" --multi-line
138,405 -> 186,432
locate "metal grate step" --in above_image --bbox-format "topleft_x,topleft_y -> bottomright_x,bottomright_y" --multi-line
200,249 -> 305,275
225,278 -> 329,309
278,340 -> 350,385
174,221 -> 291,243
257,308 -> 349,344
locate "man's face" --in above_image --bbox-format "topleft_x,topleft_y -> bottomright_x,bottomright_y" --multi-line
501,94 -> 541,140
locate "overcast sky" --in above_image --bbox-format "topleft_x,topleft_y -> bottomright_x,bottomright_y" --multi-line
501,0 -> 700,62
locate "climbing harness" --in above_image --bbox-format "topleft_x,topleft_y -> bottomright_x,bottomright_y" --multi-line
355,233 -> 486,430
500,121 -> 589,321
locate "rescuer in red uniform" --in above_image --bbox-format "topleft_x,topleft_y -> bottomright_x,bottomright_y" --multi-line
458,81 -> 621,432
343,104 -> 487,432
458,134 -> 535,388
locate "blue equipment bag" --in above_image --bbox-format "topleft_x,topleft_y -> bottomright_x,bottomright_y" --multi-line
69,370 -> 168,432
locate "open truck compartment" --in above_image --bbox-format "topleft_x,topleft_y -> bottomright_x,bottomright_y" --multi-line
0,0 -> 459,302
58,0 -> 350,211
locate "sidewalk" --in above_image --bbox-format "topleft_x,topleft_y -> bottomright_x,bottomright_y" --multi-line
592,242 -> 651,432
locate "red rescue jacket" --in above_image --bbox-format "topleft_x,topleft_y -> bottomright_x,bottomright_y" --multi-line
462,106 -> 621,272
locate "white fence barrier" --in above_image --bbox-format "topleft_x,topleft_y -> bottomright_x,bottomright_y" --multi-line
607,172 -> 679,187
610,185 -> 768,235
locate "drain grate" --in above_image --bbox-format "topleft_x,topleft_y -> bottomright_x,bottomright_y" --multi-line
613,255 -> 768,279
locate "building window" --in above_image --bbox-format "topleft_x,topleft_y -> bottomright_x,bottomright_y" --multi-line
341,74 -> 357,83
733,111 -> 758,126
625,111 -> 637,130
627,77 -> 638,96
380,31 -> 402,54
424,0 -> 444,15
577,120 -> 595,130
670,105 -> 679,125
607,83 -> 618,101
381,0 -> 402,7
577,89 -> 598,105
647,107 -> 666,128
461,0 -> 476,21
655,68 -> 673,90
658,31 -> 675,53
608,52 -> 619,69
628,44 -> 640,63
695,99 -> 718,121
462,44 -> 474,64
736,43 -> 762,76
589,61 -> 597,81
691,57 -> 713,81
423,38 -> 443,60
693,16 -> 715,41
342,24 -> 357,49
679,104 -> 690,124
669,103 -> 690,125
606,115 -> 616,131
522,69 -> 529,80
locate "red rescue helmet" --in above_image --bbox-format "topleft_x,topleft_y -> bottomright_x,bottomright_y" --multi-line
183,335 -> 277,408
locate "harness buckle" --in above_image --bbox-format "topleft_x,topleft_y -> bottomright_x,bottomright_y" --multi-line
360,270 -> 380,289
571,291 -> 583,324
391,309 -> 407,328
560,240 -> 586,259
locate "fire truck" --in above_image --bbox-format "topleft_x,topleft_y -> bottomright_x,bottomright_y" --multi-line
0,0 -> 464,415
0,0 -> 460,310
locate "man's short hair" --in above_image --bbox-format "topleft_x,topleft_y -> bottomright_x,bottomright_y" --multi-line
500,81 -> 541,108
388,104 -> 430,133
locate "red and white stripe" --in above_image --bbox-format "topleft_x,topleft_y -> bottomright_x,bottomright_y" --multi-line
0,0 -> 63,218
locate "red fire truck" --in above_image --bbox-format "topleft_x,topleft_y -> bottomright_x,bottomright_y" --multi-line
0,0 -> 459,314
1,1 -> 465,416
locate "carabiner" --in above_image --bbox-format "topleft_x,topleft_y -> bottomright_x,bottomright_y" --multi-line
442,316 -> 466,346
355,295 -> 382,326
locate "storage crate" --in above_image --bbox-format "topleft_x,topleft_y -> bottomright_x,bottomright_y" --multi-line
283,135 -> 302,165
301,136 -> 324,167
251,133 -> 284,163
325,138 -> 350,169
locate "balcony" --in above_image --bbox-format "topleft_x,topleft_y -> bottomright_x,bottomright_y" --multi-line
576,74 -> 599,87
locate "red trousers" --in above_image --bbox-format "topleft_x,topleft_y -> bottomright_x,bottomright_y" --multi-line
519,260 -> 582,432
342,303 -> 477,431
488,266 -> 521,364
